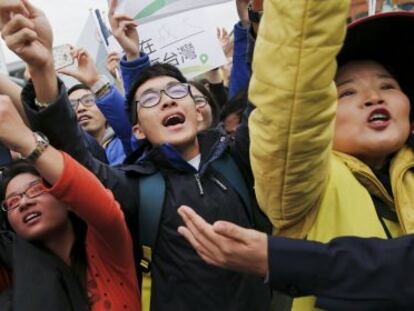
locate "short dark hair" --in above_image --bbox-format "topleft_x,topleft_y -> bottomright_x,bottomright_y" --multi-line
126,63 -> 187,125
67,84 -> 91,97
220,89 -> 247,122
1,160 -> 40,200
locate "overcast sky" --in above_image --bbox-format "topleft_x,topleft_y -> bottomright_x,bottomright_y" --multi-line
1,0 -> 237,64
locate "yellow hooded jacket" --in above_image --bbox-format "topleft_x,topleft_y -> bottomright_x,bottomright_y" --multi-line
249,0 -> 414,309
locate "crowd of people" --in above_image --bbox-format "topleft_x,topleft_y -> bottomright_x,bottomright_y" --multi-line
0,0 -> 412,310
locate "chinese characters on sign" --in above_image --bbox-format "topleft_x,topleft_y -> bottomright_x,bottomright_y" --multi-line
137,8 -> 227,78
141,40 -> 198,66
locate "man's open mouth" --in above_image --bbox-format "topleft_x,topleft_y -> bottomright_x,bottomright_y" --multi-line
162,113 -> 186,127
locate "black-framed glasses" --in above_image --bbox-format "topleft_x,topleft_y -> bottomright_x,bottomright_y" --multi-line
2,180 -> 48,212
135,82 -> 190,108
193,95 -> 208,108
70,94 -> 96,110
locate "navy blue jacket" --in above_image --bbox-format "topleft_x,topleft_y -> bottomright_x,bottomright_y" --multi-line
268,235 -> 414,310
21,79 -> 271,311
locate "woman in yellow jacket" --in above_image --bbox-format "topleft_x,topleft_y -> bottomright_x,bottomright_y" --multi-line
249,0 -> 414,310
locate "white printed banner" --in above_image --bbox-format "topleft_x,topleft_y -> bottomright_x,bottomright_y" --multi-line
75,2 -> 236,80
137,6 -> 228,78
113,0 -> 232,23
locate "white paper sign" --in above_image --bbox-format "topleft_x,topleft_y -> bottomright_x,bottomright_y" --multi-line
138,7 -> 227,78
75,3 -> 236,80
113,0 -> 232,23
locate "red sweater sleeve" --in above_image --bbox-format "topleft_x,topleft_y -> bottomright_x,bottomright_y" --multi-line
48,152 -> 134,266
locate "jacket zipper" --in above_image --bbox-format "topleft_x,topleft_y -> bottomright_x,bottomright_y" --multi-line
210,176 -> 227,191
194,173 -> 204,196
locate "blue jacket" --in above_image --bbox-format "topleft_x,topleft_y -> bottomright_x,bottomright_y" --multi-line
96,86 -> 133,156
120,52 -> 151,97
268,235 -> 414,310
104,135 -> 126,166
21,78 -> 272,311
228,22 -> 251,99
96,52 -> 152,154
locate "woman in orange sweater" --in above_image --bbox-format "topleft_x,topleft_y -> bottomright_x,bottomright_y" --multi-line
0,95 -> 141,311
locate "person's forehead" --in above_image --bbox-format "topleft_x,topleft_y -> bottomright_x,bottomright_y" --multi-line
68,88 -> 92,100
336,60 -> 393,84
135,76 -> 180,96
6,173 -> 39,196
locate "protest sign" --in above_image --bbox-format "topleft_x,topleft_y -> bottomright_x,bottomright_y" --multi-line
137,6 -> 228,78
75,2 -> 236,80
113,0 -> 232,23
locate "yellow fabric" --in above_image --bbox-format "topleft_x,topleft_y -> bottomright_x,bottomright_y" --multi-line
249,0 -> 414,310
140,246 -> 152,311
142,274 -> 151,311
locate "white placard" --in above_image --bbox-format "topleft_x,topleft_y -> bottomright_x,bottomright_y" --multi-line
138,7 -> 227,78
113,0 -> 232,23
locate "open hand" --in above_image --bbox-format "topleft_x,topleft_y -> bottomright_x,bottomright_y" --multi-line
177,205 -> 268,277
217,27 -> 233,60
58,47 -> 100,87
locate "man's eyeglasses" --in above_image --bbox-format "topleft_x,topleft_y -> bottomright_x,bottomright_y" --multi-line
2,180 -> 48,212
193,95 -> 209,108
135,82 -> 190,108
70,94 -> 96,110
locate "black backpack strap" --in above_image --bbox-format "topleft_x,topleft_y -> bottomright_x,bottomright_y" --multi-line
211,154 -> 253,222
212,153 -> 272,233
138,172 -> 166,272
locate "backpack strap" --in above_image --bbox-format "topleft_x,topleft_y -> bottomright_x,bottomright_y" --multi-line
212,154 -> 272,233
211,154 -> 253,222
138,172 -> 166,273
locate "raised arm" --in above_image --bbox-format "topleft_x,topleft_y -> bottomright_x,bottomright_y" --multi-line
248,0 -> 349,237
59,48 -> 133,154
108,0 -> 146,95
0,74 -> 29,125
0,93 -> 133,263
0,0 -> 138,233
228,0 -> 251,98
49,152 -> 134,264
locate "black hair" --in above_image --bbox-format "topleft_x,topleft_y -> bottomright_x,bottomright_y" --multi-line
188,80 -> 220,128
0,160 -> 88,294
220,89 -> 248,122
126,63 -> 187,125
67,84 -> 91,97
